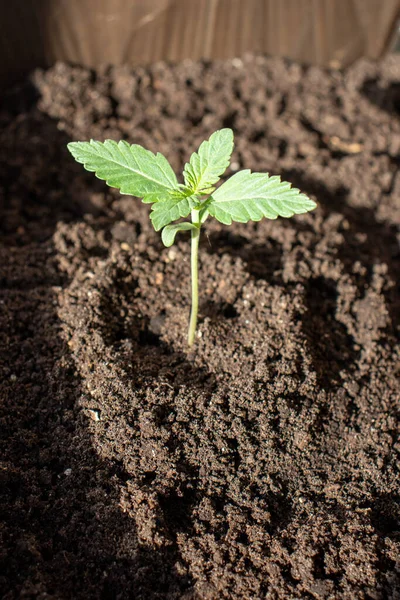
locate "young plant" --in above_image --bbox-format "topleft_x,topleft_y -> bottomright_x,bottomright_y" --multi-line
68,129 -> 316,346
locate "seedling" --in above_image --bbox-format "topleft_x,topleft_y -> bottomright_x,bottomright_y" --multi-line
68,129 -> 316,346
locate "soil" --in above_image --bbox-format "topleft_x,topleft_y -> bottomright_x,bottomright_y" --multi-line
0,54 -> 399,600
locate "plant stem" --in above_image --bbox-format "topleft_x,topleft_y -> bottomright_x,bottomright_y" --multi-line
188,209 -> 201,346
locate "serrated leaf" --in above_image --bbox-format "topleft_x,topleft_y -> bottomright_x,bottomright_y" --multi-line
161,222 -> 198,247
67,139 -> 179,202
208,170 -> 317,225
150,195 -> 198,231
183,129 -> 234,195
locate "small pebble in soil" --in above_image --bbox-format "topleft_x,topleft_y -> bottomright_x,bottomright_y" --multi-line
155,272 -> 164,285
87,409 -> 101,422
64,468 -> 72,476
10,374 -> 17,382
167,248 -> 177,261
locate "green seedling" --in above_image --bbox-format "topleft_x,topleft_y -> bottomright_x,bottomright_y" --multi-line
68,129 -> 316,346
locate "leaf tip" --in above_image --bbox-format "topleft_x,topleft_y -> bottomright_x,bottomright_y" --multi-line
67,141 -> 84,160
220,127 -> 234,137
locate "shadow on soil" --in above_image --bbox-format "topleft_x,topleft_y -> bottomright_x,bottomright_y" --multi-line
301,276 -> 360,386
282,168 -> 400,332
203,168 -> 399,389
204,229 -> 285,284
204,168 -> 399,334
0,111 -> 193,599
361,78 -> 400,117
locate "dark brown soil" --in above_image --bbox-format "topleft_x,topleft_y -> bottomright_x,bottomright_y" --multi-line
1,54 -> 399,600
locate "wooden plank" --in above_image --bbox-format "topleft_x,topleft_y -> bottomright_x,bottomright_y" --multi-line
1,0 -> 399,87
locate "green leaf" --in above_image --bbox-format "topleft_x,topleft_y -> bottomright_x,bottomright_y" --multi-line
183,129 -> 234,195
67,139 -> 179,202
150,195 -> 198,231
198,206 -> 210,224
161,222 -> 198,247
208,170 -> 317,225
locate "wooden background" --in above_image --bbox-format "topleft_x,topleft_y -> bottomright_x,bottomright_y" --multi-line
1,0 -> 399,86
